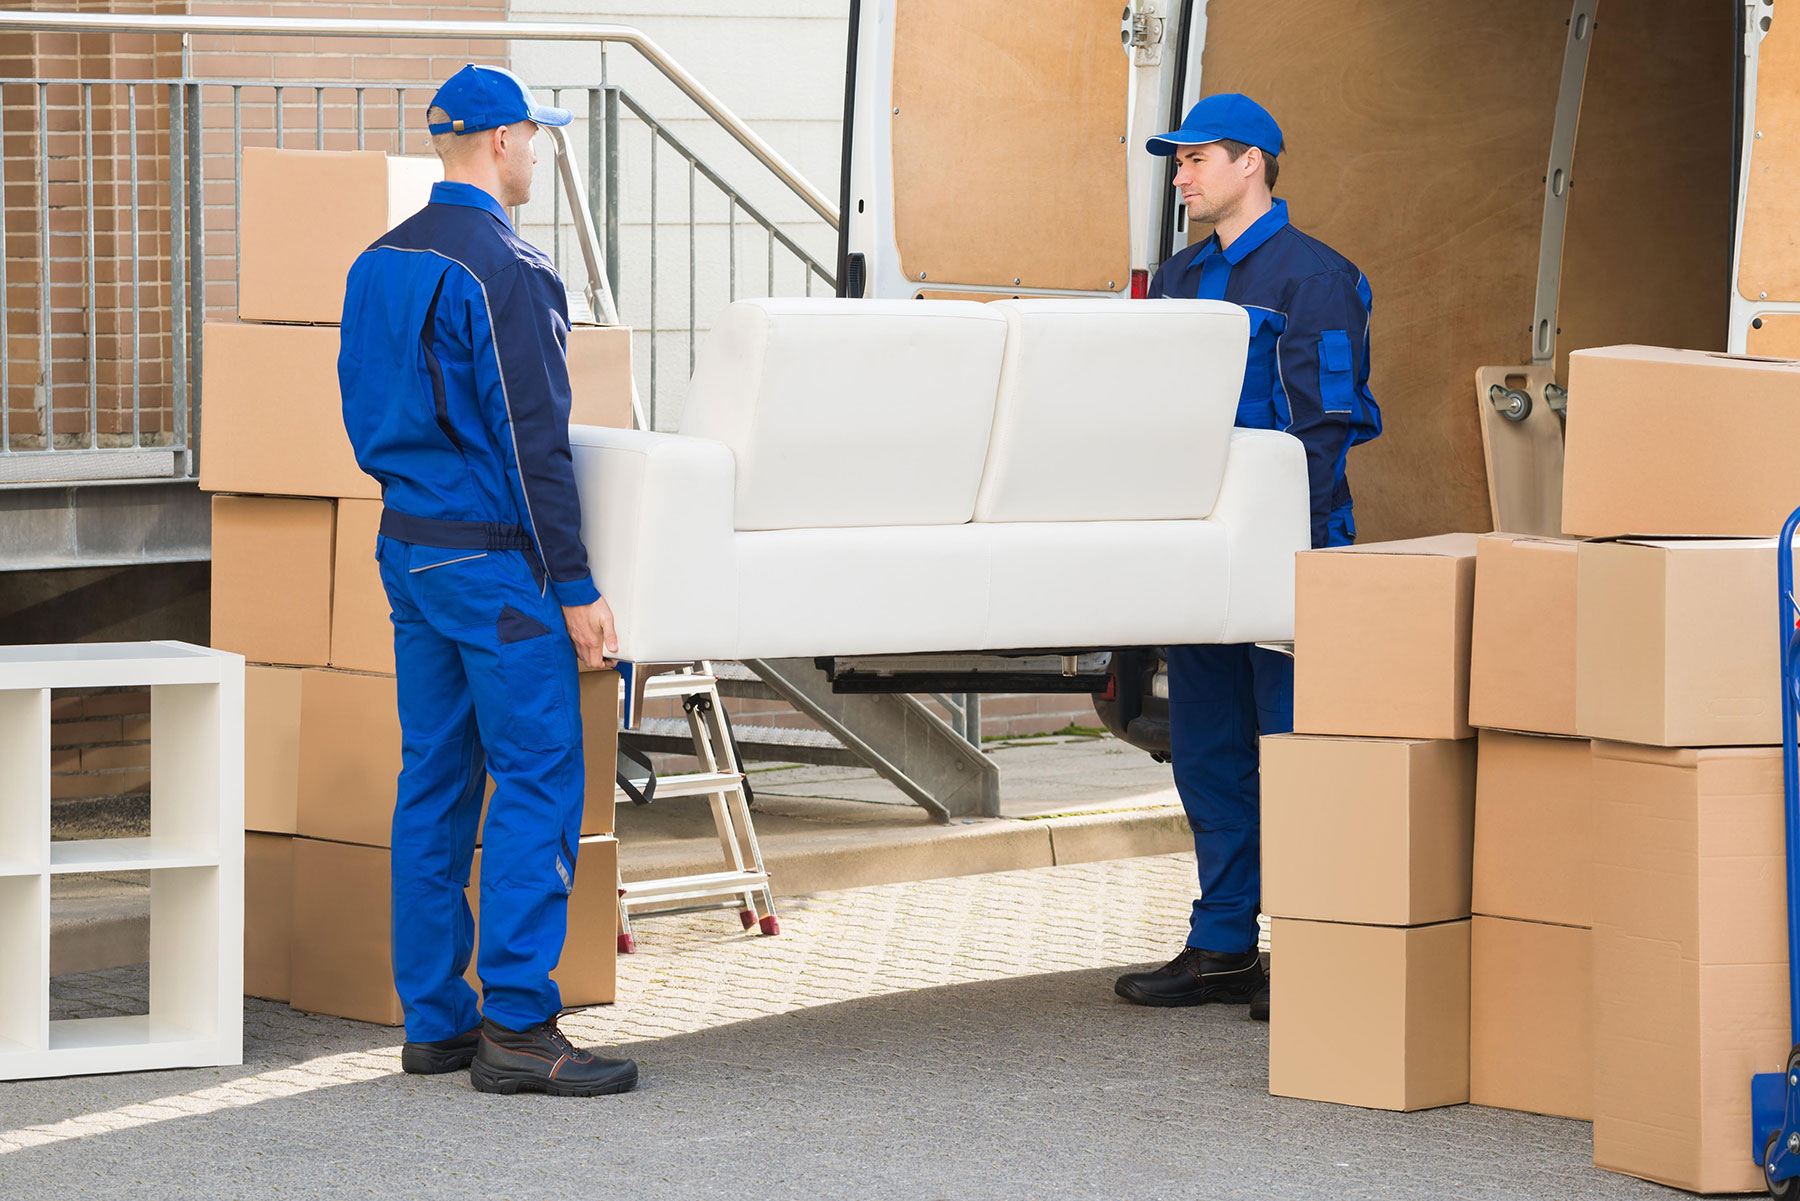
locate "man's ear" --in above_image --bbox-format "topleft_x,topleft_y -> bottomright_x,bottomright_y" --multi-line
1244,147 -> 1262,180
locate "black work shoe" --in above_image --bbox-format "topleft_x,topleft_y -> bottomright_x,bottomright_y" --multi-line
1113,946 -> 1265,1008
1249,978 -> 1270,1022
401,1028 -> 479,1075
469,1016 -> 639,1097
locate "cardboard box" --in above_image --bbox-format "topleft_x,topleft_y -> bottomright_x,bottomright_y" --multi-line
295,667 -> 619,848
1269,917 -> 1471,1111
1575,537 -> 1786,746
295,668 -> 401,848
1261,734 -> 1476,926
1470,916 -> 1590,1120
237,147 -> 440,325
289,834 -> 619,1026
244,833 -> 295,1002
202,319 -> 627,500
329,499 -> 391,675
245,666 -> 302,834
1471,731 -> 1590,928
200,322 -> 378,500
210,495 -> 336,667
291,838 -> 404,1025
1294,534 -> 1480,740
466,835 -> 618,1008
1563,345 -> 1800,538
1467,534 -> 1578,736
1591,742 -> 1789,1194
567,325 -> 635,429
579,668 -> 620,838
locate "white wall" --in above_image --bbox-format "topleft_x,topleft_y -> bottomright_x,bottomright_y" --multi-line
509,1 -> 849,428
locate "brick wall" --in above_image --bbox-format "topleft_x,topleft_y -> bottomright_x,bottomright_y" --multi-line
0,0 -> 184,452
0,0 -> 507,453
50,686 -> 152,839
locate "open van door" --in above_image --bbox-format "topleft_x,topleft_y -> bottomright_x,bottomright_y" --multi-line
837,0 -> 1203,302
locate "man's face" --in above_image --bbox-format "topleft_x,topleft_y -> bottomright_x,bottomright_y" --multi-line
495,120 -> 540,208
1172,142 -> 1254,226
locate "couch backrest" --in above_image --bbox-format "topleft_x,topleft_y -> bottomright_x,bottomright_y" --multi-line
972,299 -> 1249,523
679,298 -> 1008,530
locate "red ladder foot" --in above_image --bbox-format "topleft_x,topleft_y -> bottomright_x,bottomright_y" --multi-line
618,933 -> 636,954
758,915 -> 780,937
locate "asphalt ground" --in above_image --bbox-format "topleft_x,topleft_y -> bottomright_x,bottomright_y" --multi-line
1,855 -> 1676,1201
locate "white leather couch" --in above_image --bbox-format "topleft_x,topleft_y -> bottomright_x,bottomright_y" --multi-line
569,298 -> 1309,664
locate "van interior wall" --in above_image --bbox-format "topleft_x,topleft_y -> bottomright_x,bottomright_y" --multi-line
1551,2 -> 1733,381
1197,0 -> 1733,541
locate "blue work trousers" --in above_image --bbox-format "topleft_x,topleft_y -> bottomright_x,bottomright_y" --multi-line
1167,502 -> 1353,953
1167,643 -> 1293,953
377,537 -> 586,1041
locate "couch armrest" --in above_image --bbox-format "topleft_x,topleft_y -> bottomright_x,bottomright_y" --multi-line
1208,428 -> 1311,643
569,425 -> 739,662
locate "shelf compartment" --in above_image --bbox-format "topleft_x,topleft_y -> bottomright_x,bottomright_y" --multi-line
49,838 -> 217,874
48,1014 -> 203,1051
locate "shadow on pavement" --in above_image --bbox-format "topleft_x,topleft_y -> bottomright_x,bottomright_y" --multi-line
1,966 -> 1665,1201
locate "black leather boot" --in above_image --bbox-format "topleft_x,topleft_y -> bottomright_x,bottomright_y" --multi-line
469,1016 -> 639,1097
1114,947 -> 1264,1007
401,1028 -> 480,1075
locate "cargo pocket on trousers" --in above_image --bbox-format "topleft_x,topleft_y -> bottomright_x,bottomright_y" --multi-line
496,617 -> 579,752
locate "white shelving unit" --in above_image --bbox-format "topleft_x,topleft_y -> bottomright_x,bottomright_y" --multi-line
0,641 -> 244,1080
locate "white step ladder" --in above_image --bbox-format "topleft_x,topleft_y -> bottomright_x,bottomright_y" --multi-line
615,662 -> 778,953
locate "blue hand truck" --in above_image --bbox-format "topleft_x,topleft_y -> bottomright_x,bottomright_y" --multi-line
1750,504 -> 1800,1195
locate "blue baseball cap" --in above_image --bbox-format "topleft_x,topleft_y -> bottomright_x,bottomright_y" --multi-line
1146,93 -> 1283,157
427,64 -> 572,136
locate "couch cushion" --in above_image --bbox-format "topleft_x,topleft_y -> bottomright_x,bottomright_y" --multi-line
972,299 -> 1248,523
678,298 -> 1008,530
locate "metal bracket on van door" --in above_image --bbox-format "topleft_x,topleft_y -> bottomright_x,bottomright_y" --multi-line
1121,1 -> 1166,66
1531,0 -> 1598,366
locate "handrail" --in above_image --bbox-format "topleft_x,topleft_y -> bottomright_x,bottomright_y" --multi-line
0,10 -> 839,228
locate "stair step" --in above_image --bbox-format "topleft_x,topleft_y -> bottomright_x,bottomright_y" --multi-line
624,717 -> 861,768
713,660 -> 783,702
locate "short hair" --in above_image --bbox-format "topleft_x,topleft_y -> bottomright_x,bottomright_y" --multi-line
426,105 -> 482,161
1216,138 -> 1279,191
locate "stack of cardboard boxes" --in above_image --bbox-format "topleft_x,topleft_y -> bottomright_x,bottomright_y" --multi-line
1259,346 -> 1797,1193
1561,346 -> 1794,1195
1265,534 -> 1480,1111
211,147 -> 635,1025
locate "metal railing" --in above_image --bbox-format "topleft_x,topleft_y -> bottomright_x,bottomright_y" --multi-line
0,79 -> 193,484
0,12 -> 839,484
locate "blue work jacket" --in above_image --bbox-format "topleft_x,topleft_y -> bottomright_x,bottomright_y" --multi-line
1147,198 -> 1382,548
338,180 -> 599,607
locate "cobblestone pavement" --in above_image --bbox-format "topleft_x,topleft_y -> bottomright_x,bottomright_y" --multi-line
1,855 -> 1670,1201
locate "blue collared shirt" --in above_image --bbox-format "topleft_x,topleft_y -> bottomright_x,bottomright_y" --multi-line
338,180 -> 599,606
1147,198 -> 1381,547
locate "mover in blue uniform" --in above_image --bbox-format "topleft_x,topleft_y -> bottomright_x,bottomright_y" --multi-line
1113,94 -> 1382,1019
339,64 -> 637,1096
